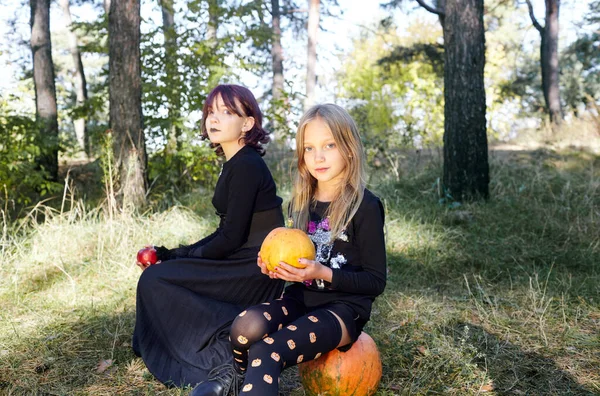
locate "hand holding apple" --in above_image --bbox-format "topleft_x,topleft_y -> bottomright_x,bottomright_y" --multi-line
136,246 -> 158,270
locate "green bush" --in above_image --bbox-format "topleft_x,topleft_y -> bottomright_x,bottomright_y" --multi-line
147,142 -> 221,208
0,107 -> 61,208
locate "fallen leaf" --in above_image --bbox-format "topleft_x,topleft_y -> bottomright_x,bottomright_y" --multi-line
95,359 -> 113,374
480,383 -> 494,392
417,345 -> 428,355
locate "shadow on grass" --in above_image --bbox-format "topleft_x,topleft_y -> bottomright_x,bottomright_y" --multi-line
444,322 -> 596,395
0,306 -> 186,395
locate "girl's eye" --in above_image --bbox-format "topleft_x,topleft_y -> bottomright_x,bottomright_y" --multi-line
325,143 -> 336,149
223,109 -> 231,115
304,147 -> 313,152
207,109 -> 214,115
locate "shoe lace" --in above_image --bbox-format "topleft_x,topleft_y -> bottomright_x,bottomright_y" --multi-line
229,370 -> 244,396
206,363 -> 245,396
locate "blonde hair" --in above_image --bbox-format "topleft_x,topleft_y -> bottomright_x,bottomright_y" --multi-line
290,104 -> 366,240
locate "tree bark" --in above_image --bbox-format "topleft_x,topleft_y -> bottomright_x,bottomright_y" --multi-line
207,0 -> 219,44
542,0 -> 562,123
160,0 -> 181,153
206,0 -> 221,87
271,0 -> 284,102
59,0 -> 89,155
442,0 -> 489,201
30,0 -> 59,182
270,0 -> 285,138
416,0 -> 489,200
108,0 -> 147,208
305,0 -> 319,110
526,0 -> 562,124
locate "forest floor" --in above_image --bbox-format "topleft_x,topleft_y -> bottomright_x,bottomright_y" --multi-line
0,132 -> 599,395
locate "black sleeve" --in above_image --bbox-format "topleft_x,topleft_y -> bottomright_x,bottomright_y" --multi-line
155,225 -> 219,262
330,196 -> 387,295
188,158 -> 261,259
186,231 -> 218,250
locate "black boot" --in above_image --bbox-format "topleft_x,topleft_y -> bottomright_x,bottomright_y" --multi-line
190,363 -> 245,396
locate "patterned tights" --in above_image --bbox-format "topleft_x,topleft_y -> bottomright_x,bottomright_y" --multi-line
229,298 -> 342,395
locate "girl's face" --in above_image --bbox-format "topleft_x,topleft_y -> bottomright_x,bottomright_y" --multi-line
302,117 -> 346,191
204,94 -> 250,147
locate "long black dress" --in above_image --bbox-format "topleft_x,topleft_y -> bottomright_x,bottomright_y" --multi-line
132,145 -> 285,387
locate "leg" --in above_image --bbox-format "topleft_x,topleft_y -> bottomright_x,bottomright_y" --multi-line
240,309 -> 344,396
230,298 -> 306,372
190,298 -> 305,396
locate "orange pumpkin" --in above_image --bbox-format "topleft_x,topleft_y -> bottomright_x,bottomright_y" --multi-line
259,227 -> 316,271
299,332 -> 382,396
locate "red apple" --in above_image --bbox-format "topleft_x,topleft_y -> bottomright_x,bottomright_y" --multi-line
137,247 -> 158,266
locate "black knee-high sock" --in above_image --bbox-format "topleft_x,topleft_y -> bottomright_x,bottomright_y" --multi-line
239,309 -> 342,396
230,299 -> 305,373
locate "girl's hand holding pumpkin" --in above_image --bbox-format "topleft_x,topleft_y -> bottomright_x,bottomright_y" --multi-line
272,258 -> 333,283
257,253 -> 277,279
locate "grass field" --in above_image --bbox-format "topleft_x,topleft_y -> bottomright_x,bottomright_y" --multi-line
0,142 -> 598,395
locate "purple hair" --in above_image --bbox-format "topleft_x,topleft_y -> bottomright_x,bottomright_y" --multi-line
201,84 -> 270,156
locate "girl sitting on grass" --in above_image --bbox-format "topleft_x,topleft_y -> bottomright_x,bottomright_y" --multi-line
191,103 -> 387,396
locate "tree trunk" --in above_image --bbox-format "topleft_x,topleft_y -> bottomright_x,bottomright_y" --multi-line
270,0 -> 284,138
442,0 -> 489,201
206,0 -> 220,87
59,0 -> 89,155
526,0 -> 562,124
207,0 -> 218,44
30,0 -> 59,182
160,0 -> 181,153
108,0 -> 147,208
305,0 -> 319,110
542,0 -> 562,123
271,0 -> 284,101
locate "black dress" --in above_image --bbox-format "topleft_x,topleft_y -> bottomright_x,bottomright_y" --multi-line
132,145 -> 285,387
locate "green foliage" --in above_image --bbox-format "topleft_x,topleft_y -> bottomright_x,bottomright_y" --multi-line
561,0 -> 600,113
0,102 -> 61,208
587,0 -> 600,24
561,32 -> 600,113
147,141 -> 220,209
336,18 -> 444,171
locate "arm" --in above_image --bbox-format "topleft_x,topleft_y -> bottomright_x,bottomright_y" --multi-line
329,197 -> 387,296
153,227 -> 219,262
188,158 -> 261,259
273,196 -> 387,296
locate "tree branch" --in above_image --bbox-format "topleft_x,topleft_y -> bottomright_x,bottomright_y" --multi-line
524,0 -> 544,33
415,0 -> 445,17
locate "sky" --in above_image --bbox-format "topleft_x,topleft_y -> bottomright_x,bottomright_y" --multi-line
0,0 -> 594,105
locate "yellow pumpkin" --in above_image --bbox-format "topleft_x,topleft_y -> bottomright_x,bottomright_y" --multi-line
299,332 -> 382,396
259,227 -> 316,271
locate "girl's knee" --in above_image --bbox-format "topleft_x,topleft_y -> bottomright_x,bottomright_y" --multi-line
137,264 -> 163,294
231,308 -> 270,349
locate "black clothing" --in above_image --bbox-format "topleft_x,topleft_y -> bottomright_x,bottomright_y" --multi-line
132,145 -> 285,387
283,189 -> 386,336
187,145 -> 282,259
